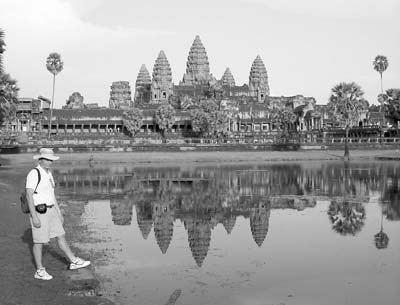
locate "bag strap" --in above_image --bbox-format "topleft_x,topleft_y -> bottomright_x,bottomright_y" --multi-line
33,168 -> 41,194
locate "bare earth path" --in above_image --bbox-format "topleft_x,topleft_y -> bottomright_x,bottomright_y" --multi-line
0,149 -> 398,305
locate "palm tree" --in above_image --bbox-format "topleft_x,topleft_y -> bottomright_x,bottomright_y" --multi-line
0,29 -> 5,75
327,82 -> 369,160
46,52 -> 63,138
373,55 -> 389,111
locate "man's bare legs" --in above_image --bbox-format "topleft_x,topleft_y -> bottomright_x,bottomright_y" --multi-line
33,243 -> 43,269
57,234 -> 76,262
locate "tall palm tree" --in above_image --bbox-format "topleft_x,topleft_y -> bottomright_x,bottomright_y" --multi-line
46,52 -> 63,138
373,55 -> 389,110
0,28 -> 6,74
327,82 -> 369,160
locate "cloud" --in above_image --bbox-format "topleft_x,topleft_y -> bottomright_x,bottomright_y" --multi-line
242,0 -> 400,20
0,0 -> 176,107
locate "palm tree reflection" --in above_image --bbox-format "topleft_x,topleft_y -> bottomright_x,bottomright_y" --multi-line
327,162 -> 366,235
374,209 -> 389,249
328,200 -> 366,235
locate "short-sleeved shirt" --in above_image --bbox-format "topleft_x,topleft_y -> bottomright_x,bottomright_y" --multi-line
26,165 -> 56,206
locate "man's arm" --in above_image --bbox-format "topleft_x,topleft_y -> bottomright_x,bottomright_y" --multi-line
26,188 -> 40,228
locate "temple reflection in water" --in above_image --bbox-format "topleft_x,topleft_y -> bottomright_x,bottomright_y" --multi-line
56,162 -> 399,266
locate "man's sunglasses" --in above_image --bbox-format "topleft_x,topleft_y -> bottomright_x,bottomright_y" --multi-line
39,158 -> 54,162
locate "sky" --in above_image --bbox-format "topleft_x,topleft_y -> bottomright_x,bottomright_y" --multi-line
1,0 -> 399,108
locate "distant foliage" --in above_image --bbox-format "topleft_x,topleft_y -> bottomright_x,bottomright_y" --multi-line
65,92 -> 84,109
0,28 -> 5,74
190,99 -> 229,137
0,73 -> 19,126
270,106 -> 296,131
381,88 -> 400,127
327,82 -> 369,128
368,104 -> 380,112
155,103 -> 175,135
123,108 -> 143,136
0,29 -> 19,126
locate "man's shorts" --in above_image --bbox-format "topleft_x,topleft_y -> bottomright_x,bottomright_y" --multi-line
30,207 -> 65,243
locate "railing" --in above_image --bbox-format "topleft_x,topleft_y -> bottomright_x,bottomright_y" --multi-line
5,136 -> 399,147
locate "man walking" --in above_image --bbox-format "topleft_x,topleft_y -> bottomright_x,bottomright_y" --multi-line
26,148 -> 90,280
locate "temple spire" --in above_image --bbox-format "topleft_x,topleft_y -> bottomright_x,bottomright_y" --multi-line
151,50 -> 173,103
134,64 -> 152,104
249,55 -> 270,102
136,64 -> 151,87
221,67 -> 235,87
181,35 -> 215,86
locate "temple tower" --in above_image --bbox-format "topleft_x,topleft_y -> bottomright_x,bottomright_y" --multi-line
110,199 -> 133,226
249,55 -> 270,102
181,35 -> 215,86
136,203 -> 153,240
151,50 -> 173,103
153,201 -> 174,254
109,81 -> 132,109
185,218 -> 211,267
134,64 -> 152,105
249,201 -> 271,247
221,67 -> 235,87
222,214 -> 236,234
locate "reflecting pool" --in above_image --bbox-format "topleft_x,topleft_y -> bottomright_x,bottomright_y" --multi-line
56,161 -> 400,305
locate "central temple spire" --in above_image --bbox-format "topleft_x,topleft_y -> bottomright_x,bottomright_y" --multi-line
249,55 -> 270,102
181,35 -> 215,86
151,50 -> 173,103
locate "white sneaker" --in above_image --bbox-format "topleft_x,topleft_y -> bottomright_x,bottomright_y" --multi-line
34,268 -> 53,280
69,257 -> 91,270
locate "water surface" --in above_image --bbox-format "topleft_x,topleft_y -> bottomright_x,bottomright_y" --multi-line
56,161 -> 400,305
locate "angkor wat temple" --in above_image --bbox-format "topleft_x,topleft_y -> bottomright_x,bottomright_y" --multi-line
7,35 -> 333,137
132,35 -> 271,106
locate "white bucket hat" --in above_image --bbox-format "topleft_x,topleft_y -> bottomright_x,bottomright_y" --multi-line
33,148 -> 60,161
